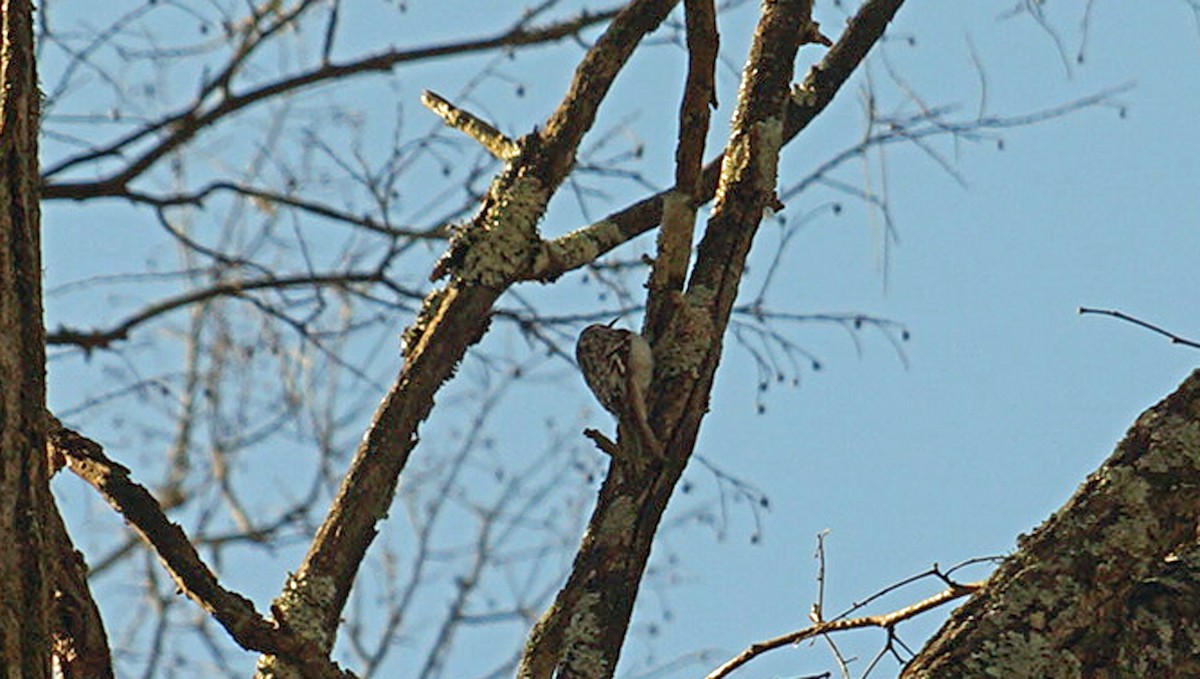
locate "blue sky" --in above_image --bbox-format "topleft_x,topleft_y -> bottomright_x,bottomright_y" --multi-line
651,2 -> 1200,675
39,1 -> 1200,677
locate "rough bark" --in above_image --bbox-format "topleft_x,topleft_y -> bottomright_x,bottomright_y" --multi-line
904,369 -> 1200,677
0,0 -> 51,676
257,2 -> 681,676
45,502 -> 114,679
518,1 -> 824,676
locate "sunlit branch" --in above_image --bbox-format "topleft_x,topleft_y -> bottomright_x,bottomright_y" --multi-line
421,90 -> 520,160
265,2 -> 682,673
705,580 -> 983,679
520,0 -> 820,674
644,0 -> 718,344
47,417 -> 355,679
528,0 -> 908,282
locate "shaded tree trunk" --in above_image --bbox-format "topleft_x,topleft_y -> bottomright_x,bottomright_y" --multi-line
0,0 -> 51,676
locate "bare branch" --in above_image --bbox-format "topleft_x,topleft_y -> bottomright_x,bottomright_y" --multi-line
1079,306 -> 1200,350
706,581 -> 982,679
97,181 -> 450,240
47,272 -> 388,351
644,0 -> 719,344
47,417 -> 354,679
421,90 -> 520,160
528,0 -> 908,282
262,2 -> 681,673
519,1 -> 825,676
40,5 -> 625,198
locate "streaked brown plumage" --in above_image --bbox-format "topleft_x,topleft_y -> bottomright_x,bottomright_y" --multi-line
576,322 -> 660,459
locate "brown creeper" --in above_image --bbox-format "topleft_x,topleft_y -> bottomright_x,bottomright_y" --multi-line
576,322 -> 661,459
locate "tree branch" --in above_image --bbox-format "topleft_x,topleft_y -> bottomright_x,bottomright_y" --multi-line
40,5 -> 625,197
904,369 -> 1200,676
707,580 -> 981,679
47,272 -> 388,351
1079,306 -> 1200,350
259,2 -> 681,674
519,1 -> 829,676
74,180 -> 451,240
644,0 -> 718,344
47,417 -> 354,679
421,90 -> 520,160
528,0 -> 907,283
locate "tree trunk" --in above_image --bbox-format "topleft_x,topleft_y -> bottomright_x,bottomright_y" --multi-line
905,369 -> 1200,677
0,0 -> 51,676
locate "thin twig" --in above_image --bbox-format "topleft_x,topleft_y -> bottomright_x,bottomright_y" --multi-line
705,581 -> 982,679
1079,307 -> 1200,350
41,6 -> 624,194
47,272 -> 388,351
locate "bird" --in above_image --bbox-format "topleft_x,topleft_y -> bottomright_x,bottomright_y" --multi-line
575,321 -> 661,461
